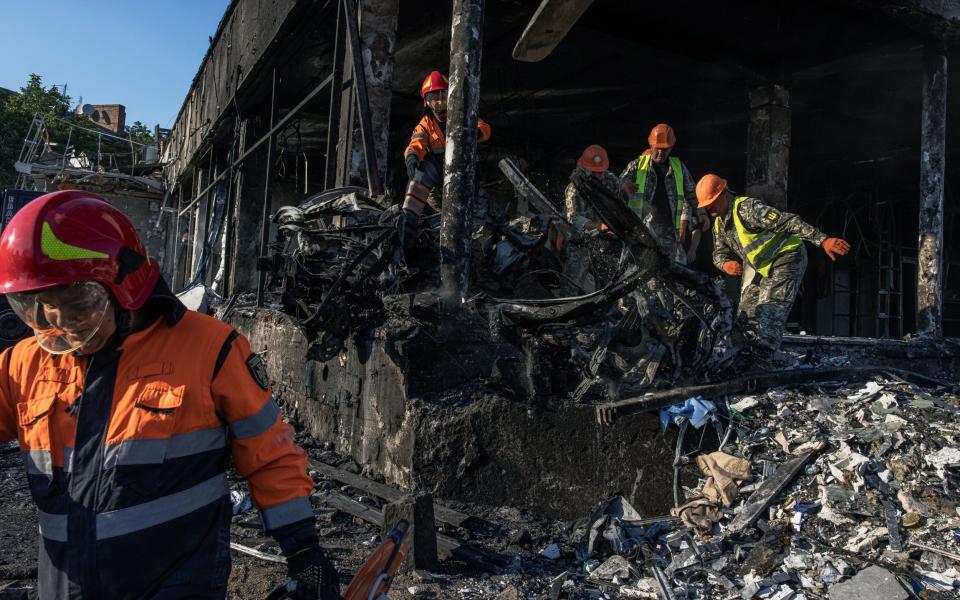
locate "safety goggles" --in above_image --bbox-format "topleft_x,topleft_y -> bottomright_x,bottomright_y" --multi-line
7,281 -> 112,354
424,90 -> 446,105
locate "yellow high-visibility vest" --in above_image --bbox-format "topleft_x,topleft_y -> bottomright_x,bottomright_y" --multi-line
715,195 -> 802,278
628,154 -> 684,230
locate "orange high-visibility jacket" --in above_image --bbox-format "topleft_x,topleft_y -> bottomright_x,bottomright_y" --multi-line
403,114 -> 492,162
0,285 -> 314,598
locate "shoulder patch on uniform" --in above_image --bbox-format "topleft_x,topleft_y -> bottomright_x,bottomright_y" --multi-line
761,207 -> 780,223
246,353 -> 270,390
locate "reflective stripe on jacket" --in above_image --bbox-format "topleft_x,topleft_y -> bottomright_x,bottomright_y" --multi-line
0,281 -> 314,599
716,195 -> 803,278
403,114 -> 492,162
628,154 -> 685,230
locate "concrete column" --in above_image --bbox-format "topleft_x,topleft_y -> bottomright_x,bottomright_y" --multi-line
745,84 -> 791,209
358,0 -> 399,189
335,0 -> 393,194
175,172 -> 195,291
440,0 -> 484,306
341,0 -> 385,196
917,43 -> 947,337
190,168 -> 208,283
159,191 -> 176,284
168,186 -> 183,289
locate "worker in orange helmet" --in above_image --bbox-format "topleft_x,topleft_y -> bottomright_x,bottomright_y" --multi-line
0,191 -> 339,599
620,124 -> 708,264
697,174 -> 851,370
398,70 -> 492,259
562,145 -> 624,292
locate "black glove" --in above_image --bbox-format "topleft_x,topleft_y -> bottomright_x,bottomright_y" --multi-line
284,545 -> 340,600
396,208 -> 419,262
405,155 -> 419,181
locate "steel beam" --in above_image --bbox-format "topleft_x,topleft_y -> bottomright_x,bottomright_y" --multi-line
256,70 -> 278,307
178,74 -> 333,218
325,0 -> 347,190
342,0 -> 383,196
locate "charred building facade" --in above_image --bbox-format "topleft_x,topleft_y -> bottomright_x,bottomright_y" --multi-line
157,0 -> 960,518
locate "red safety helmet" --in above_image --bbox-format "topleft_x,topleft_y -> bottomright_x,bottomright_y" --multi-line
420,71 -> 448,107
0,190 -> 159,309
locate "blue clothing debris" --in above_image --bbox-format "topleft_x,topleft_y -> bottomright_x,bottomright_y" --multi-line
660,396 -> 717,431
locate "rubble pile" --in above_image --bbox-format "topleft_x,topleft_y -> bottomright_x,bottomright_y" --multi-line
257,184 -> 567,361
219,142 -> 960,600
257,173 -> 735,399
256,187 -> 401,361
554,375 -> 960,599
5,373 -> 957,600
6,306 -> 955,600
212,374 -> 958,598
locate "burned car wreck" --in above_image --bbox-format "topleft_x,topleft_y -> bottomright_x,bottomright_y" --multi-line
256,158 -> 734,403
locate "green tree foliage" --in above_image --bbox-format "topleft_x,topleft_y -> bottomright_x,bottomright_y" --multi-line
3,73 -> 70,120
125,121 -> 155,145
0,101 -> 23,186
0,74 -> 157,186
0,74 -> 72,187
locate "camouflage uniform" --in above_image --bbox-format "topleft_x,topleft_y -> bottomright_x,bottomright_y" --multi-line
620,156 -> 699,262
561,168 -> 624,293
712,197 -> 827,364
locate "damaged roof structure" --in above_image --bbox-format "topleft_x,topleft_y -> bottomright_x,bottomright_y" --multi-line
145,0 -> 960,597
158,0 -> 960,336
7,109 -> 168,260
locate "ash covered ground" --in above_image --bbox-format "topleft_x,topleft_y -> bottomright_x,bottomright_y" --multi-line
3,364 -> 960,599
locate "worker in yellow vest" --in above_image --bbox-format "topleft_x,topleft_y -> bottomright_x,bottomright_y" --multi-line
620,124 -> 707,263
697,173 -> 851,370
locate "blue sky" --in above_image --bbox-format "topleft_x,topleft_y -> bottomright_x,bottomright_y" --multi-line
0,0 -> 230,129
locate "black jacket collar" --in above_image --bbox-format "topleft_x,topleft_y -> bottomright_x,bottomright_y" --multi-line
134,276 -> 188,331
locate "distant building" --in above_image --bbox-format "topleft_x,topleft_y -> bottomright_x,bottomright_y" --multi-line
10,100 -> 162,259
76,103 -> 126,134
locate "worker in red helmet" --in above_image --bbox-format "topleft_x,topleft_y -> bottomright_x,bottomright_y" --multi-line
620,124 -> 708,264
696,174 -> 851,370
0,191 -> 339,599
398,70 -> 492,258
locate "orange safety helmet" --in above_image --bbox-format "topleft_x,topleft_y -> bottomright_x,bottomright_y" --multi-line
577,145 -> 609,173
696,174 -> 728,208
420,71 -> 448,107
648,123 -> 676,149
0,190 -> 159,309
